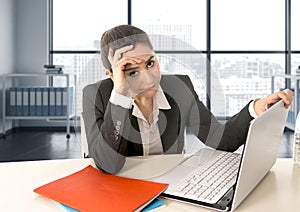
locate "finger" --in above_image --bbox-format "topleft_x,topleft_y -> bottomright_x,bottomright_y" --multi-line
107,45 -> 133,65
108,45 -> 134,66
273,91 -> 292,108
283,89 -> 294,101
264,93 -> 285,109
278,91 -> 290,102
114,45 -> 134,61
112,57 -> 142,73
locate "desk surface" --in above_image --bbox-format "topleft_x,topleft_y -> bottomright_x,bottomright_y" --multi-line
0,158 -> 299,211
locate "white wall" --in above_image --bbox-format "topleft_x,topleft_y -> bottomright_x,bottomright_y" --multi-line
0,0 -> 15,75
15,0 -> 63,127
15,0 -> 71,127
15,0 -> 48,74
0,0 -> 16,134
1,0 -> 51,133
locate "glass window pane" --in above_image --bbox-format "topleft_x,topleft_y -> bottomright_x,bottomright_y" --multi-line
283,54 -> 299,125
211,0 -> 285,50
53,53 -> 106,113
53,0 -> 127,50
210,54 -> 285,116
292,0 -> 300,50
292,54 -> 300,75
132,0 -> 206,51
157,53 -> 207,104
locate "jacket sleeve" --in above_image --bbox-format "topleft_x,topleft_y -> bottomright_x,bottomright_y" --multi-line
183,75 -> 254,152
82,82 -> 136,174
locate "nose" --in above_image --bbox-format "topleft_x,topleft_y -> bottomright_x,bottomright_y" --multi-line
142,70 -> 156,85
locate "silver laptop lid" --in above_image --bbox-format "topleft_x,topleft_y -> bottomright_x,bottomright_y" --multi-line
231,100 -> 289,210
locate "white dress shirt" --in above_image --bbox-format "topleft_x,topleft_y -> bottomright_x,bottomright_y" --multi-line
110,87 -> 258,155
110,86 -> 171,155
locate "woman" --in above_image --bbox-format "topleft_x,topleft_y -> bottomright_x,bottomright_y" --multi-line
82,25 -> 293,174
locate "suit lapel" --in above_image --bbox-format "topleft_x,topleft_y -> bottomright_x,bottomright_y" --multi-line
127,109 -> 144,156
158,93 -> 181,153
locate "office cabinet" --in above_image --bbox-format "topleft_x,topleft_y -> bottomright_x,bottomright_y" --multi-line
1,73 -> 77,138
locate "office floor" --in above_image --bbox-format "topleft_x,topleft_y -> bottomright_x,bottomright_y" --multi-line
0,128 -> 82,162
0,127 -> 295,162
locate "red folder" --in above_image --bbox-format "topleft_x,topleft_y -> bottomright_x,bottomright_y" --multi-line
34,165 -> 168,212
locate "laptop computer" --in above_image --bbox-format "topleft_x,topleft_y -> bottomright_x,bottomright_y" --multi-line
153,100 -> 289,211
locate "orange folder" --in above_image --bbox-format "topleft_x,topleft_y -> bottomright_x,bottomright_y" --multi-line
34,165 -> 168,212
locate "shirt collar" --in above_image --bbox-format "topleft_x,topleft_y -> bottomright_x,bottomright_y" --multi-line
154,85 -> 171,110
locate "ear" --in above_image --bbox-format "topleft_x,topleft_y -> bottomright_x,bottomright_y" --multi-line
105,69 -> 113,79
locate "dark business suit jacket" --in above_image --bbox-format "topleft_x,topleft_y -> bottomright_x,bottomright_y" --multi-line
82,75 -> 253,174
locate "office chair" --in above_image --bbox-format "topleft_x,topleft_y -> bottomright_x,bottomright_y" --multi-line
80,114 -> 89,158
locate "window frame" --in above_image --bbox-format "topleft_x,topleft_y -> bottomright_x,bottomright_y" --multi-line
49,0 -> 299,116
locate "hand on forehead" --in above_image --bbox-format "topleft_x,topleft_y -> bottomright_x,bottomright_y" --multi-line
108,44 -> 154,67
108,45 -> 133,67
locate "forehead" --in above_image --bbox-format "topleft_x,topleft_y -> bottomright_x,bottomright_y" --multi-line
122,43 -> 154,59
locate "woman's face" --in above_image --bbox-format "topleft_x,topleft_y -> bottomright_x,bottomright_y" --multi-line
122,43 -> 161,99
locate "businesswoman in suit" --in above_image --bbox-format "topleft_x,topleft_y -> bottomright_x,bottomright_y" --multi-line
82,25 -> 293,174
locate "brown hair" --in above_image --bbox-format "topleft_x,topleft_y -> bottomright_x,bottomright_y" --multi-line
100,25 -> 153,70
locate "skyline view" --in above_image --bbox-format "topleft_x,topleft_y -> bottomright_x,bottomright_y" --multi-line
52,1 -> 300,126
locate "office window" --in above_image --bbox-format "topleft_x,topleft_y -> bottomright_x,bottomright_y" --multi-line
132,0 -> 206,50
53,53 -> 105,112
156,53 -> 207,102
51,0 -> 293,118
291,0 -> 300,51
291,0 -> 300,74
291,55 -> 300,74
131,0 -> 207,103
211,54 -> 285,116
211,0 -> 285,50
210,0 -> 286,116
52,0 -> 126,112
53,0 -> 127,50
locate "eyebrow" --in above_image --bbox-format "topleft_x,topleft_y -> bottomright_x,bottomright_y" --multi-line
145,55 -> 155,65
123,55 -> 155,72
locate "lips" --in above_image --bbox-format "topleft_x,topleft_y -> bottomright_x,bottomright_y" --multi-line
143,84 -> 157,92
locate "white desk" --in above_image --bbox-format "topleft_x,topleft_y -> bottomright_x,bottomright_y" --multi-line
0,158 -> 299,211
0,158 -> 95,212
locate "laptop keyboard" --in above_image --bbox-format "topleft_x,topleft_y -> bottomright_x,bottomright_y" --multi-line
173,152 -> 241,204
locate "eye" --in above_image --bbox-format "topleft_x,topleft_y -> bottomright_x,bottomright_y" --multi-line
129,70 -> 139,77
146,60 -> 155,69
